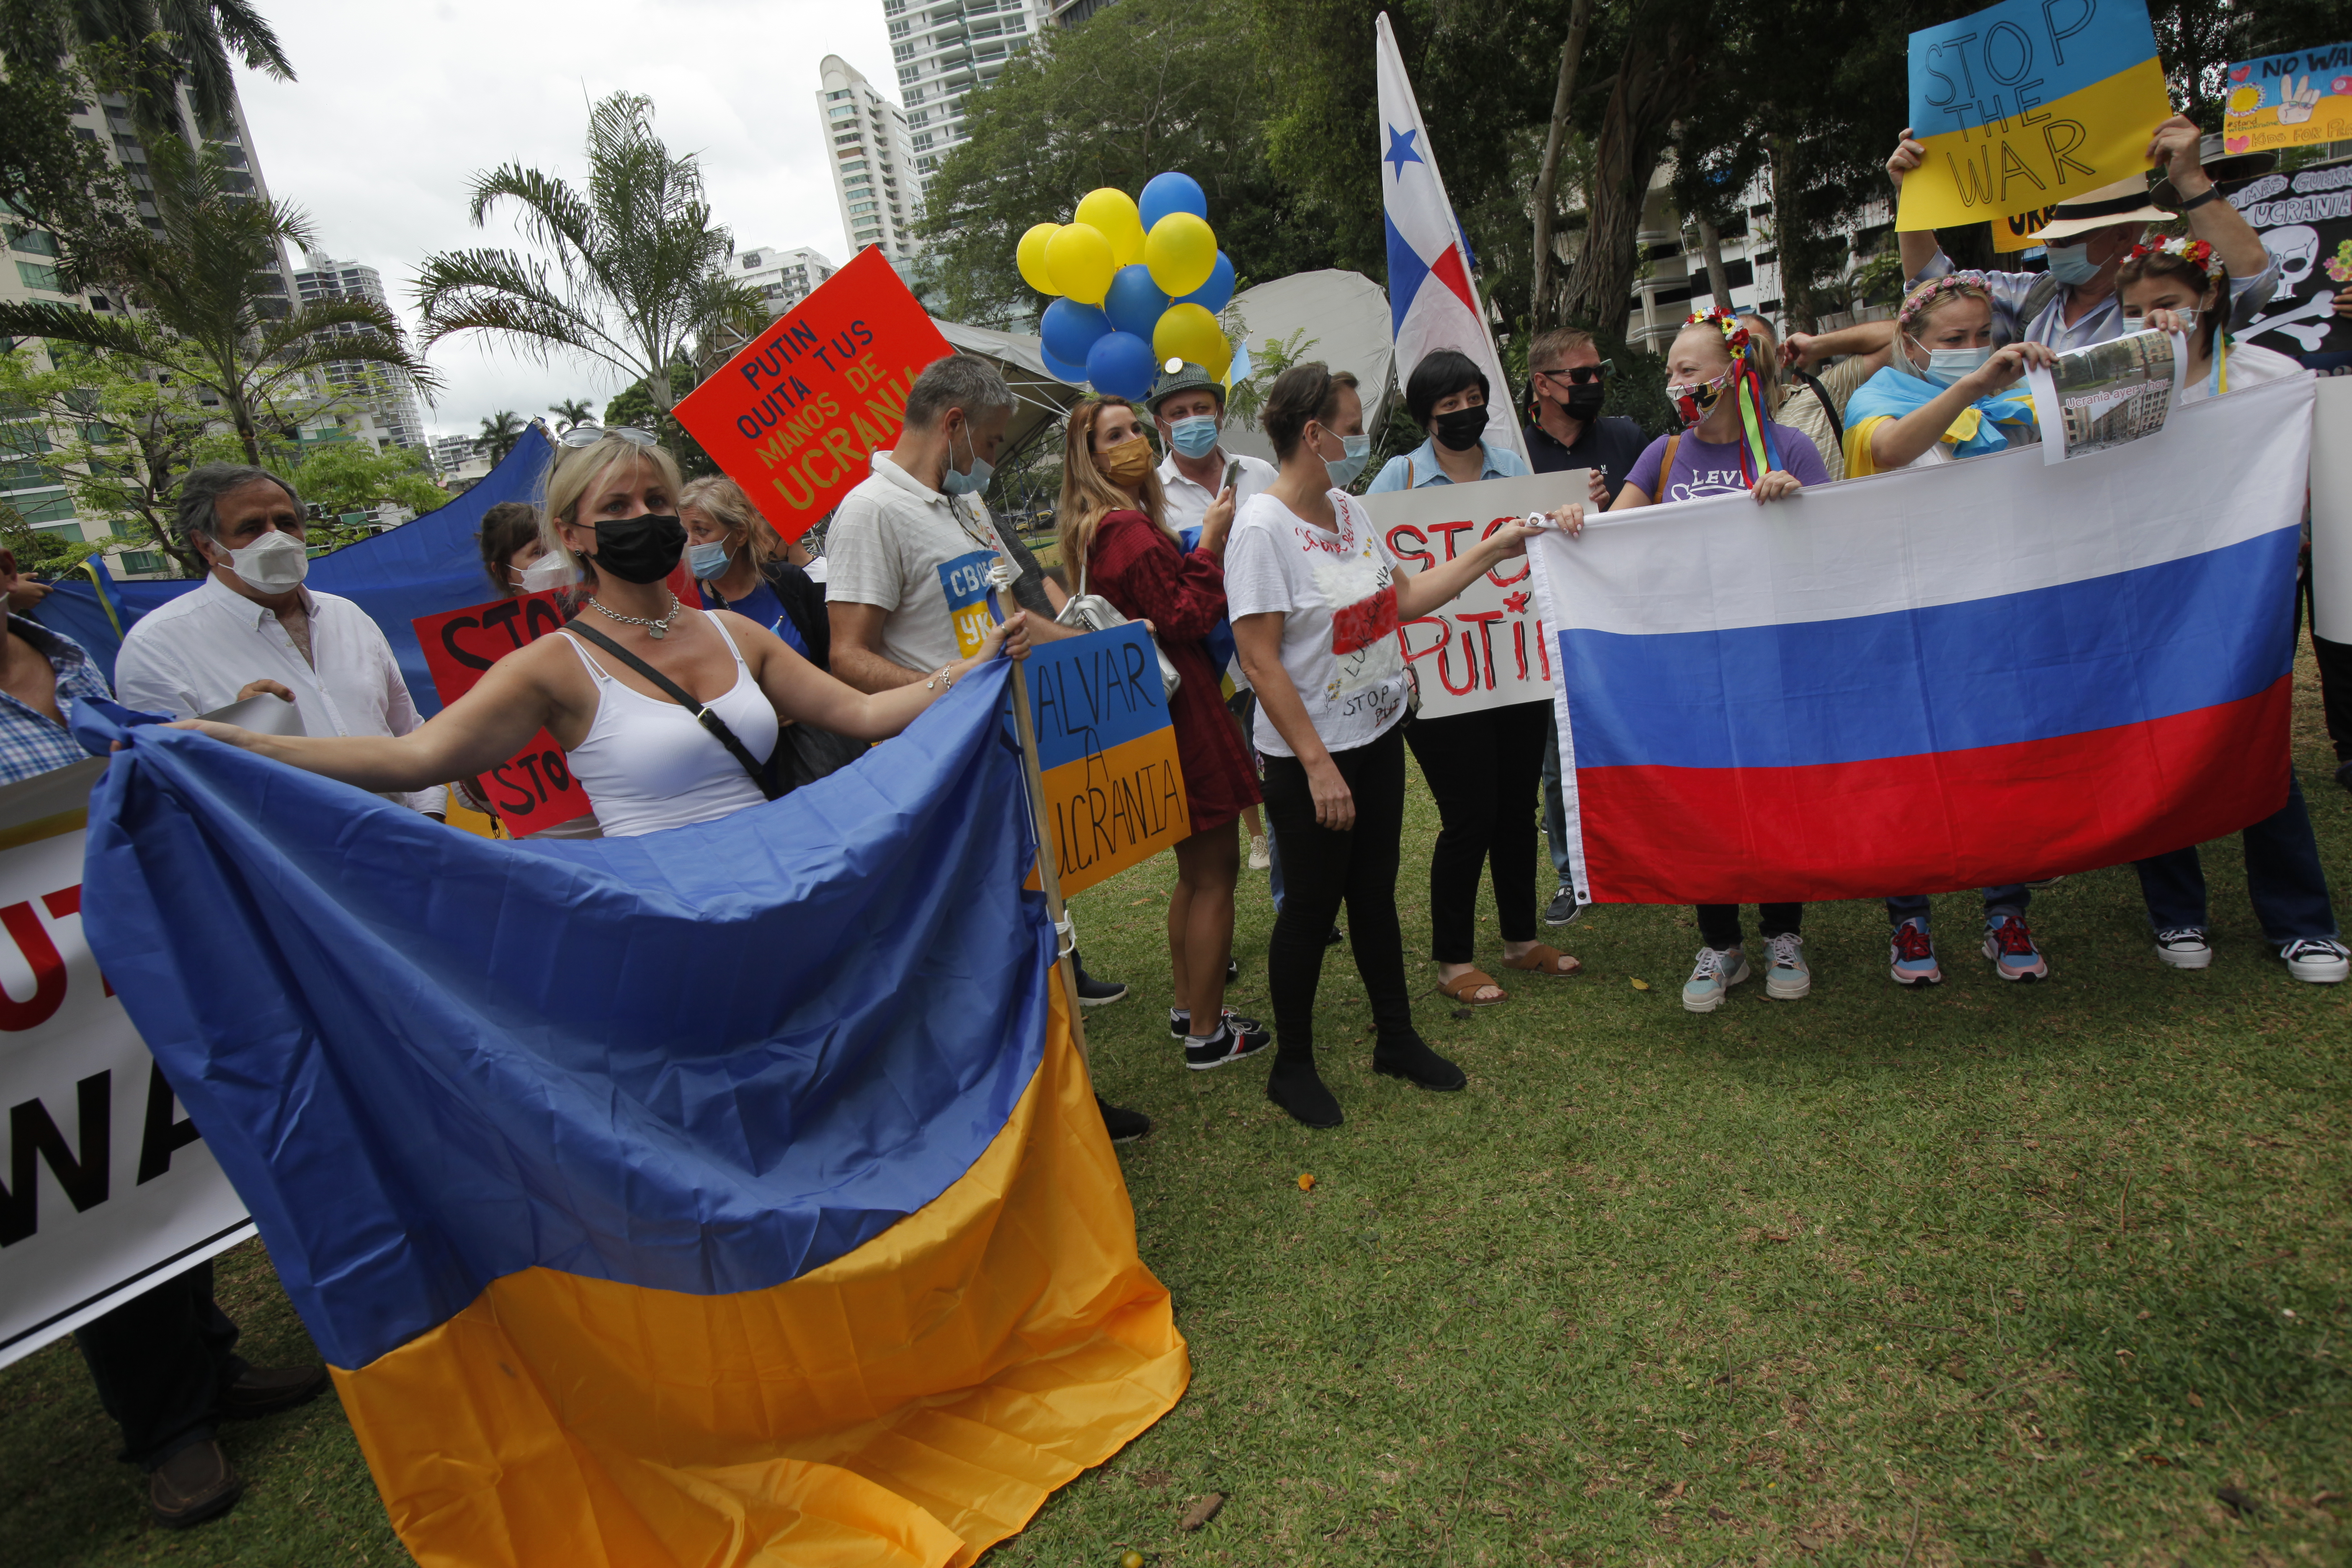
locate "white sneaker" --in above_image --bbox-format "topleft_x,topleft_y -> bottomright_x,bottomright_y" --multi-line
2153,928 -> 2212,969
1248,835 -> 1271,871
2279,937 -> 2350,983
1681,945 -> 1750,1013
1763,931 -> 1811,1000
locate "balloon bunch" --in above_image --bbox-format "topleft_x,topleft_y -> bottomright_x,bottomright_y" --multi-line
1017,171 -> 1235,400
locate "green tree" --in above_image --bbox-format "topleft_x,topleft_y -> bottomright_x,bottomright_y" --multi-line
918,0 -> 1347,329
0,137 -> 437,464
414,93 -> 758,422
603,363 -> 716,479
547,396 -> 595,432
289,440 -> 445,529
475,409 -> 524,462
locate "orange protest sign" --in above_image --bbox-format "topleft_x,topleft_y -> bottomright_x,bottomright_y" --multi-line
673,248 -> 955,542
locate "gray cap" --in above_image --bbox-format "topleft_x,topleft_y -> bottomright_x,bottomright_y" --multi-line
1146,358 -> 1222,414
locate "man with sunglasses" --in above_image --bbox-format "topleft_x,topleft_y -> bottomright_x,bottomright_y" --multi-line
1522,329 -> 1648,925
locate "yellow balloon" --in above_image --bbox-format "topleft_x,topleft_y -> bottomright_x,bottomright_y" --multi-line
1143,211 -> 1217,297
1152,302 -> 1229,381
1016,222 -> 1061,295
1075,186 -> 1145,268
1045,222 -> 1115,306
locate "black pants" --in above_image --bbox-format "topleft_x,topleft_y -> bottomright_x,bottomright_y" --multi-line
73,1261 -> 246,1470
1405,704 -> 1548,963
2316,634 -> 2352,767
1259,724 -> 1414,1056
1695,903 -> 1804,950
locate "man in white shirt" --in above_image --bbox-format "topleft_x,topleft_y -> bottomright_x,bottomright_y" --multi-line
115,465 -> 446,818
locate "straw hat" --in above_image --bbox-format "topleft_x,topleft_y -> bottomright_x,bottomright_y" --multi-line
2030,177 -> 2176,242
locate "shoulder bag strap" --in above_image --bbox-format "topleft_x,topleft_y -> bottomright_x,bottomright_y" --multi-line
1787,366 -> 1844,450
1661,433 -> 1681,490
566,621 -> 781,801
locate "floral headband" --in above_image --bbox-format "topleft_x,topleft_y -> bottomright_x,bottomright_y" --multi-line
1678,308 -> 1781,486
2125,235 -> 2215,273
1685,306 -> 1753,354
1896,271 -> 1992,332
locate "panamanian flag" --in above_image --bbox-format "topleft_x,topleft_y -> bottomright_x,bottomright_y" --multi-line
1375,12 -> 1527,466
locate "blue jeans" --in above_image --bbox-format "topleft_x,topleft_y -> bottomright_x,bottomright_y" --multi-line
1887,886 -> 2030,926
2134,772 -> 2339,944
1540,707 -> 1572,889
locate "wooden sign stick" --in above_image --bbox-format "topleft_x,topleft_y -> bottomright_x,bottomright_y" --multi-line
998,596 -> 1091,1067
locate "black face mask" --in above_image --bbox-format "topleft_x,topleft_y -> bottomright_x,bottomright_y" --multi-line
588,513 -> 686,584
1431,405 -> 1489,452
1561,383 -> 1607,422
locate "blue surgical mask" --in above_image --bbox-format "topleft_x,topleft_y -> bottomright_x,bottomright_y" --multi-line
687,539 -> 732,579
940,423 -> 993,496
1915,342 -> 1994,385
1319,429 -> 1372,487
1168,414 -> 1221,459
2042,242 -> 2102,287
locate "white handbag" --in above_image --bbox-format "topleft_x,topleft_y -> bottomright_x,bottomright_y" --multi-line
1056,553 -> 1182,700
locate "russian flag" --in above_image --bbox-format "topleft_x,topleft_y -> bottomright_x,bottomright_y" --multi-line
1529,374 -> 2314,907
80,664 -> 1186,1568
1375,13 -> 1526,466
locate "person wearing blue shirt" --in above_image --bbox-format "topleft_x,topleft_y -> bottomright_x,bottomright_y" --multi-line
1367,351 -> 1579,1007
677,475 -> 829,667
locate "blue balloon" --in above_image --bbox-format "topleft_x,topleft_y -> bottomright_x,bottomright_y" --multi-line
1138,170 -> 1209,232
1103,264 -> 1170,340
1176,250 -> 1235,315
1086,330 -> 1158,400
1040,343 -> 1091,385
1040,298 -> 1112,367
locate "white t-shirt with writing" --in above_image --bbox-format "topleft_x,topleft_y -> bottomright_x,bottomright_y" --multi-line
1223,488 -> 1409,758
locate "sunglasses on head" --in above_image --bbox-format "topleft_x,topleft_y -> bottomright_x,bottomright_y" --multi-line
560,425 -> 658,449
1533,362 -> 1614,387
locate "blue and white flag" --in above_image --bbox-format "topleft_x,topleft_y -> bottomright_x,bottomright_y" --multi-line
1375,11 -> 1526,464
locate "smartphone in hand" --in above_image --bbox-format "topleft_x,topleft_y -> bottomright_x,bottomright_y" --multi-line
1222,459 -> 1242,493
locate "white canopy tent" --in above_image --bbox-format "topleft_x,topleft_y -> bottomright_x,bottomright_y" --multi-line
1217,270 -> 1395,464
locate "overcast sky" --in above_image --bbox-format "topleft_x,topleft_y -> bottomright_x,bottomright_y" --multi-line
235,0 -> 899,445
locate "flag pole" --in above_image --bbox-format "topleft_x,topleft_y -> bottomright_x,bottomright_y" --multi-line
997,594 -> 1091,1068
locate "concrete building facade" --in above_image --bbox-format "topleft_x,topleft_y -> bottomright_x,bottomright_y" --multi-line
730,243 -> 838,315
817,57 -> 922,263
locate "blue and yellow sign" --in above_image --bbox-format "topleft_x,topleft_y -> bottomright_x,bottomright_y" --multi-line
1017,623 -> 1190,895
939,548 -> 1000,660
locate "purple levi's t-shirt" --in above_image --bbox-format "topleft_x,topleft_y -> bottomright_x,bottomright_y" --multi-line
1625,422 -> 1831,504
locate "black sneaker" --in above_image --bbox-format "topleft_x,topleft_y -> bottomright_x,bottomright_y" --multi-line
1371,1034 -> 1467,1091
1266,1056 -> 1342,1127
1226,955 -> 1240,982
1184,1019 -> 1273,1070
1326,924 -> 1345,946
1168,1004 -> 1265,1040
1075,970 -> 1127,1007
1543,887 -> 1581,926
1096,1094 -> 1151,1143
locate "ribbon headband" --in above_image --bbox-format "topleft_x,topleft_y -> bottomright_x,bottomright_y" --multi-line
2125,235 -> 2215,273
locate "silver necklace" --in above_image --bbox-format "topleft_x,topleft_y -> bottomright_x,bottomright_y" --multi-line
588,591 -> 683,640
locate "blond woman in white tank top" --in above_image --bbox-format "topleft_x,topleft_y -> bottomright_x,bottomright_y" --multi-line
173,433 -> 1032,836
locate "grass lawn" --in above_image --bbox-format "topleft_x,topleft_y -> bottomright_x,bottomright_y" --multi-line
5,657 -> 2347,1566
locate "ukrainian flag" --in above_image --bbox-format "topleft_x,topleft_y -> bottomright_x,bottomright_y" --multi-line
1897,0 -> 2172,232
77,664 -> 1187,1567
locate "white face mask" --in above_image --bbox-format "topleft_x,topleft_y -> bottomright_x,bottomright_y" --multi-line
518,554 -> 576,593
220,530 -> 308,593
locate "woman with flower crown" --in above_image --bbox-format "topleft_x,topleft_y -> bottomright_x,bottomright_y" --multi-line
1555,309 -> 1830,1013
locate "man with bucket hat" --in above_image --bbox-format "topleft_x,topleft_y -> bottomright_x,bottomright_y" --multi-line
1884,114 -> 2275,350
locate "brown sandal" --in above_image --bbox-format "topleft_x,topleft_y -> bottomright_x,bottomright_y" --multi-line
1503,944 -> 1582,976
1437,968 -> 1509,1006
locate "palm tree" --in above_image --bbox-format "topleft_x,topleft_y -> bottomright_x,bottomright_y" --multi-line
413,93 -> 761,423
476,411 -> 525,462
547,397 -> 596,433
0,138 -> 437,465
86,0 -> 298,139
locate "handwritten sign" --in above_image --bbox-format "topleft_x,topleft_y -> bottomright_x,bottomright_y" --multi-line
939,549 -> 999,660
1896,0 -> 2171,232
2222,42 -> 2352,154
1014,623 -> 1190,897
1994,203 -> 2059,251
2221,165 -> 2352,371
412,590 -> 593,836
674,247 -> 955,542
1362,472 -> 1584,720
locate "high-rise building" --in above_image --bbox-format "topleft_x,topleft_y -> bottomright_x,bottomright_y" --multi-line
0,77 -> 289,574
291,253 -> 431,453
730,244 -> 839,315
816,58 -> 922,263
880,1 -> 1050,196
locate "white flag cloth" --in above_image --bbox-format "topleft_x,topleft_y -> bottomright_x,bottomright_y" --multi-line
1374,11 -> 1527,466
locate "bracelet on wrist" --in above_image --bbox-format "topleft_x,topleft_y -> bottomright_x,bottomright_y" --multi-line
2174,185 -> 2220,212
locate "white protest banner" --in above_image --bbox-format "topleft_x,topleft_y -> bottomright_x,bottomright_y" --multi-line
0,760 -> 252,1368
2313,374 -> 2352,644
1362,471 -> 1589,720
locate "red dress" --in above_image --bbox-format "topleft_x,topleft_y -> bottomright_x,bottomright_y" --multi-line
1084,511 -> 1262,835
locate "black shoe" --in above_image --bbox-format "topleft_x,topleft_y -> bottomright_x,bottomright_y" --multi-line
1168,1004 -> 1265,1040
1226,955 -> 1240,982
1372,1034 -> 1466,1091
2337,758 -> 2352,793
150,1439 -> 242,1529
1326,924 -> 1345,946
1266,1056 -> 1342,1127
217,1362 -> 330,1421
1075,970 -> 1127,1007
1543,887 -> 1581,926
1096,1094 -> 1150,1143
1184,1018 -> 1273,1070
